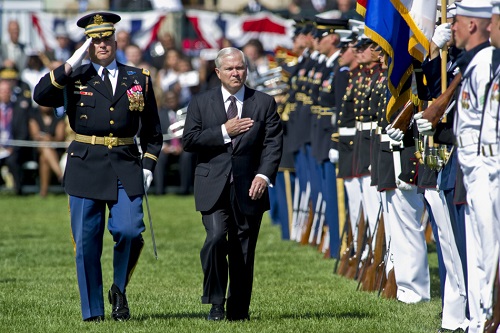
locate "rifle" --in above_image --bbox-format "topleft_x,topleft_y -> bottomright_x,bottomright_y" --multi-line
360,215 -> 385,292
390,99 -> 414,133
381,268 -> 397,299
422,73 -> 462,129
345,209 -> 366,280
357,203 -> 383,290
334,209 -> 350,273
308,193 -> 323,245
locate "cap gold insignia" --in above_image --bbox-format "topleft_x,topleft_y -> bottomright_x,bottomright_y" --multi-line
93,15 -> 104,25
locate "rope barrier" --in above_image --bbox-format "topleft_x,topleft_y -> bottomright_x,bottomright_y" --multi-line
1,133 -> 180,149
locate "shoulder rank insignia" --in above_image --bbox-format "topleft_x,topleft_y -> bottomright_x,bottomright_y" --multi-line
142,68 -> 150,76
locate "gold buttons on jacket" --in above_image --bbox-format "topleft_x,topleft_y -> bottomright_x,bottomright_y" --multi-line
110,107 -> 114,111
80,102 -> 84,106
109,133 -> 114,137
110,120 -> 115,125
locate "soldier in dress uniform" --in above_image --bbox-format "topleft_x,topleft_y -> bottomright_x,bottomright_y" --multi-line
33,12 -> 162,322
351,30 -> 383,252
335,20 -> 363,254
415,4 -> 468,330
283,18 -> 317,241
450,2 -> 495,331
309,17 -> 348,255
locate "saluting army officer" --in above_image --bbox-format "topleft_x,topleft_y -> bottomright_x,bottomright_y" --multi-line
33,12 -> 162,322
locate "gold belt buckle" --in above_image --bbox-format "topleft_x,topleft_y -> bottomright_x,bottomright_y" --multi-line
104,136 -> 118,149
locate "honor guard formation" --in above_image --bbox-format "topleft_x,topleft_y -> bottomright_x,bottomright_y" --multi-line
264,1 -> 500,332
0,0 -> 499,331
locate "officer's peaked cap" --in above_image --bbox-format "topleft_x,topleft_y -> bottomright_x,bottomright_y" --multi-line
77,12 -> 121,38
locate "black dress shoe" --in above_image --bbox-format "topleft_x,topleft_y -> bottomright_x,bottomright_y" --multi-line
108,284 -> 130,321
84,315 -> 104,322
227,315 -> 250,321
207,304 -> 225,321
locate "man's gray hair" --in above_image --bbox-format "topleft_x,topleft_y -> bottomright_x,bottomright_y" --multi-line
215,47 -> 247,68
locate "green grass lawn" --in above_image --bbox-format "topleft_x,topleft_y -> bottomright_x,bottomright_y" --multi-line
0,193 -> 441,333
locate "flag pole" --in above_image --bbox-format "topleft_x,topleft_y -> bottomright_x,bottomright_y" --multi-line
441,0 -> 448,122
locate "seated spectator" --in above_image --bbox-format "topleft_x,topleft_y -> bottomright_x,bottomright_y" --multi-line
28,104 -> 66,197
125,43 -> 143,67
21,49 -> 49,102
46,24 -> 74,63
147,31 -> 177,70
115,30 -> 131,64
0,64 -> 32,104
242,38 -> 271,86
0,20 -> 28,72
0,79 -> 31,195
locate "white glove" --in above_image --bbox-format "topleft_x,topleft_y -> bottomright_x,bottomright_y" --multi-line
328,148 -> 339,164
66,38 -> 92,70
413,112 -> 435,136
431,23 -> 451,49
396,178 -> 413,191
143,169 -> 153,192
385,124 -> 404,142
54,106 -> 65,118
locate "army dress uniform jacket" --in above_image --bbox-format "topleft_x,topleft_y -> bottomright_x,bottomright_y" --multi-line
33,63 -> 162,201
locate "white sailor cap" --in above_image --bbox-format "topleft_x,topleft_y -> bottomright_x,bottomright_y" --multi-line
336,29 -> 355,47
492,0 -> 500,15
456,0 -> 492,18
348,19 -> 364,33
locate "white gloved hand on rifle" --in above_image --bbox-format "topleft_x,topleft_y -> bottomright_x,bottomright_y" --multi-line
413,112 -> 435,136
385,124 -> 404,142
143,169 -> 153,192
66,37 -> 92,70
396,178 -> 413,191
431,23 -> 451,49
328,148 -> 339,164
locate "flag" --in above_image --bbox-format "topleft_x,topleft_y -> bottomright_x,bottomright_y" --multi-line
356,0 -> 368,17
186,10 -> 294,52
364,0 -> 413,119
185,10 -> 225,50
224,12 -> 294,52
391,0 -> 436,62
31,11 -> 167,52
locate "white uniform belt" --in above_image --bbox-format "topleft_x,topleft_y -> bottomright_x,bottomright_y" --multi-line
456,132 -> 478,148
380,134 -> 391,142
481,143 -> 499,157
356,121 -> 377,131
339,127 -> 356,136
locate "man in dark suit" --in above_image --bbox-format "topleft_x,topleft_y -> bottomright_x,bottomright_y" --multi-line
33,12 -> 162,322
182,47 -> 283,321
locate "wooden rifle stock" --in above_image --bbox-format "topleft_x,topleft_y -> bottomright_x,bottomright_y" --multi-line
345,210 -> 366,280
422,72 -> 462,129
390,100 -> 414,133
337,217 -> 353,276
361,216 -> 385,292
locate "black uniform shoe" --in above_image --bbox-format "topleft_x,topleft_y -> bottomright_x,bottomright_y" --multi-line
227,314 -> 250,321
108,284 -> 130,321
207,304 -> 225,321
83,315 -> 104,322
